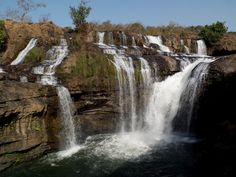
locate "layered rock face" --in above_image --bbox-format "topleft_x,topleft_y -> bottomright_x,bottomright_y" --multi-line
0,80 -> 59,171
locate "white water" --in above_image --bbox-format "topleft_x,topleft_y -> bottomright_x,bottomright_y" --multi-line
132,36 -> 137,48
97,32 -> 105,44
11,38 -> 37,65
0,67 -> 5,73
33,39 -> 69,85
144,58 -> 212,137
197,39 -> 207,55
181,39 -> 190,54
120,31 -> 127,47
146,35 -> 171,53
112,55 -> 137,132
57,86 -> 77,149
32,39 -> 79,157
184,46 -> 190,54
140,57 -> 152,88
177,59 -> 213,132
108,31 -> 114,45
20,76 -> 28,82
94,35 -> 213,160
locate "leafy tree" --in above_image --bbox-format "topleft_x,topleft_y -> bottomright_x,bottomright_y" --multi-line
5,0 -> 46,22
199,21 -> 228,46
69,0 -> 91,30
0,20 -> 7,51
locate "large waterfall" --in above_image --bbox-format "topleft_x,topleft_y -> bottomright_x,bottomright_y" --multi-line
3,32 -> 219,177
197,39 -> 207,55
11,38 -> 38,65
144,59 -> 212,137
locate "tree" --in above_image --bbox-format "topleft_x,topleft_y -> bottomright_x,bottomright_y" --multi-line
5,0 -> 46,22
199,21 -> 228,46
69,0 -> 91,30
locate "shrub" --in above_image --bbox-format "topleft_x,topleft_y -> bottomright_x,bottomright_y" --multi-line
0,20 -> 7,51
24,47 -> 45,64
199,21 -> 228,46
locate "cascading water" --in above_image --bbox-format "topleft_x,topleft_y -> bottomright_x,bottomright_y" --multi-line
0,67 -> 5,73
132,36 -> 137,48
197,39 -> 207,55
181,39 -> 190,54
11,38 -> 37,65
146,35 -> 171,53
144,59 -> 212,138
33,39 -> 80,156
120,31 -> 127,47
33,39 -> 69,85
112,55 -> 137,132
108,31 -> 114,45
57,86 -> 77,148
20,76 -> 28,82
97,32 -> 105,45
175,59 -> 213,132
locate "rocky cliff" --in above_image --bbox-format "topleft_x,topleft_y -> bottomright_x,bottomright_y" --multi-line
0,79 -> 59,171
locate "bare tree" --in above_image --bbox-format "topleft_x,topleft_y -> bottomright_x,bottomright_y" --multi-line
39,13 -> 50,23
4,0 -> 46,22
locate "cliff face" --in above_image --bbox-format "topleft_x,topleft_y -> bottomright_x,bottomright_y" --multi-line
0,80 -> 59,171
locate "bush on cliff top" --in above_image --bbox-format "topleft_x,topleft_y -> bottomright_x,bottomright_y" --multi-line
199,21 -> 228,46
69,0 -> 91,30
0,20 -> 7,51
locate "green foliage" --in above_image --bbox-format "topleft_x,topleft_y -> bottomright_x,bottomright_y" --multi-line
72,50 -> 115,78
199,21 -> 228,46
24,47 -> 45,64
69,0 -> 91,30
0,20 -> 7,51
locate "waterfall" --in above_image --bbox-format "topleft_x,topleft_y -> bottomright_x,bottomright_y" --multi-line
184,46 -> 190,54
33,39 -> 69,85
120,31 -> 127,47
113,55 -> 137,132
132,36 -> 137,48
0,67 -> 5,73
20,76 -> 28,82
144,58 -> 212,137
11,38 -> 38,65
97,32 -> 105,44
146,35 -> 171,53
181,39 -> 190,54
57,86 -> 77,148
33,39 -> 80,156
197,39 -> 207,55
108,31 -> 114,45
175,59 -> 212,132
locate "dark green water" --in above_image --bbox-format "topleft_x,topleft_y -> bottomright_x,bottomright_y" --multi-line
0,133 -> 214,177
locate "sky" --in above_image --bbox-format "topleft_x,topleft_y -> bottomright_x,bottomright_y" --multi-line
0,0 -> 235,31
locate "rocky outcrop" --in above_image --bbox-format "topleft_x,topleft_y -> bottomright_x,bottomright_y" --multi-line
0,80 -> 59,171
0,20 -> 64,65
195,54 -> 236,140
190,55 -> 236,177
